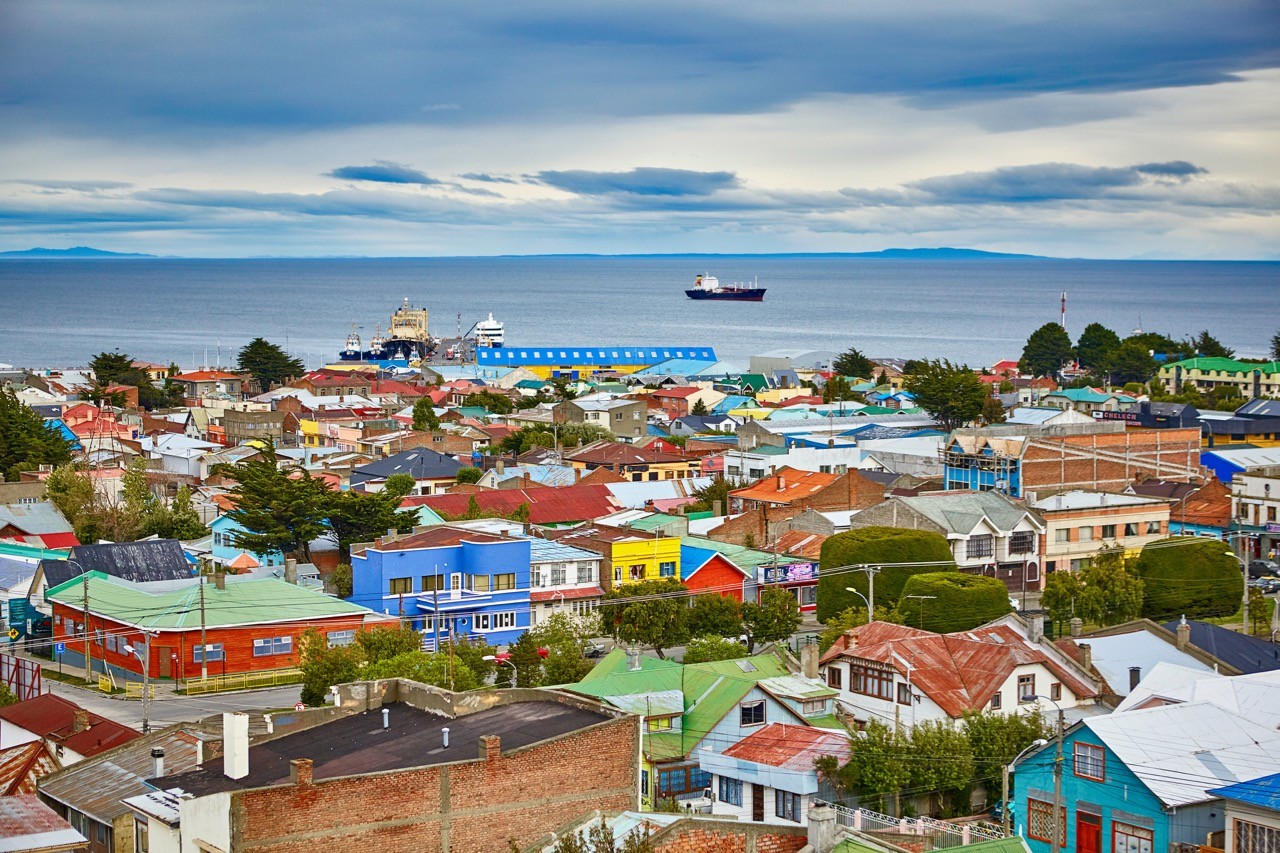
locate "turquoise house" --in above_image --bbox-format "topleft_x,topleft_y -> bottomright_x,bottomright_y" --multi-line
210,514 -> 284,567
1013,703 -> 1280,853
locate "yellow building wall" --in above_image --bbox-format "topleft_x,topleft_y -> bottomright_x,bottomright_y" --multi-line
610,537 -> 683,587
522,363 -> 651,380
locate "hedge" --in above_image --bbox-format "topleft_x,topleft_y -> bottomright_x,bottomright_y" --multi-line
896,572 -> 1013,633
817,527 -> 957,622
1134,536 -> 1243,621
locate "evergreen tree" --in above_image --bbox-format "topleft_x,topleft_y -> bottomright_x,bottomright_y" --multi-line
1188,330 -> 1234,359
1019,323 -> 1074,377
455,466 -> 483,484
45,465 -> 97,538
236,338 -> 304,391
1075,322 -> 1121,373
903,359 -> 988,431
355,626 -> 425,665
822,375 -> 854,403
833,346 -> 876,378
89,350 -> 134,385
218,441 -> 331,560
462,390 -> 515,414
1271,330 -> 1280,361
690,397 -> 709,416
875,369 -> 889,387
1075,549 -> 1144,627
682,636 -> 748,664
741,587 -> 801,652
1108,340 -> 1159,385
298,628 -> 363,706
0,388 -> 73,479
411,397 -> 439,431
326,487 -> 418,561
981,396 -> 1007,425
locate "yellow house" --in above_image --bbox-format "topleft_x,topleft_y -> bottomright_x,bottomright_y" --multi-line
729,407 -> 772,420
545,525 -> 681,591
297,418 -> 322,448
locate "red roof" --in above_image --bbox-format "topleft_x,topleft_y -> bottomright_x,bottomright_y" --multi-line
820,622 -> 1097,718
372,527 -> 507,551
530,586 -> 605,602
172,370 -> 243,382
0,694 -> 139,758
722,723 -> 851,769
566,442 -> 696,466
774,530 -> 827,560
0,741 -> 59,795
730,467 -> 839,505
402,484 -> 620,525
651,387 -> 700,399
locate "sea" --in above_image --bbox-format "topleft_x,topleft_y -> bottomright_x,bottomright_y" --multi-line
0,257 -> 1276,371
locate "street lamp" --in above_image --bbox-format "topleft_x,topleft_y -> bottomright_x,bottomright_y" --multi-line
844,586 -> 872,623
483,653 -> 517,687
1022,693 -> 1065,850
1002,738 -> 1050,835
122,638 -> 152,733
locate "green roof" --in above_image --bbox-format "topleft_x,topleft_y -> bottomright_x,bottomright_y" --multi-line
453,406 -> 490,418
0,541 -> 69,561
567,648 -> 793,761
1161,357 -> 1280,376
834,833 -> 1027,853
623,514 -> 684,533
737,374 -> 769,392
48,572 -> 372,630
682,536 -> 803,571
1046,388 -> 1114,403
514,379 -> 547,390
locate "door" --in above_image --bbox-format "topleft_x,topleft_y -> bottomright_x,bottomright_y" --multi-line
751,783 -> 764,822
158,646 -> 172,678
1077,812 -> 1101,853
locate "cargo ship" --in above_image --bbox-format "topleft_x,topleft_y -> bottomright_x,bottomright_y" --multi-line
339,298 -> 435,362
685,273 -> 766,302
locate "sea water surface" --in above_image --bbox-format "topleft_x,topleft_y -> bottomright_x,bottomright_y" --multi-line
0,257 -> 1275,370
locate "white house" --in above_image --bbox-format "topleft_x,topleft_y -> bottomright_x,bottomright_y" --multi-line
698,723 -> 850,826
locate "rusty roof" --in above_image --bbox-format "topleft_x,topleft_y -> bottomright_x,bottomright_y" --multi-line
0,695 -> 138,759
566,442 -> 697,466
730,467 -> 839,504
0,742 -> 59,796
822,622 -> 1097,718
722,723 -> 851,770
0,795 -> 84,850
370,526 -> 509,552
402,484 -> 620,525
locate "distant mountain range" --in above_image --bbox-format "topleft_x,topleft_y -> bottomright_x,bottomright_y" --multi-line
0,246 -> 157,258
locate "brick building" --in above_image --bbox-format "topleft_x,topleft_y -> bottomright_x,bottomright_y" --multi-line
221,409 -> 286,445
136,680 -> 638,853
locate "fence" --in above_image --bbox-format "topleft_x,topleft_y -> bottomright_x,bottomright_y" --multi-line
831,804 -> 1006,850
0,653 -> 42,701
125,682 -> 156,699
182,668 -> 302,695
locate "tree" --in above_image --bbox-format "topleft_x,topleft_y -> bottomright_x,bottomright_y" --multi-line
1074,549 -> 1144,627
45,465 -> 97,538
685,476 -> 738,514
962,709 -> 1053,791
1135,537 -> 1243,621
0,388 -> 73,480
364,651 -> 480,691
875,369 -> 890,387
686,594 -> 743,639
1271,330 -> 1280,361
329,563 -> 354,598
498,423 -> 612,455
1188,330 -> 1234,359
462,390 -> 515,415
326,486 -> 418,561
741,587 -> 801,652
981,396 -> 1007,425
682,635 -> 748,664
903,360 -> 987,431
833,346 -> 876,379
691,397 -> 709,416
218,441 -> 331,560
0,684 -> 19,708
598,579 -> 690,659
895,573 -> 1013,633
89,350 -> 135,385
823,375 -> 854,403
1108,340 -> 1159,385
816,719 -> 911,812
455,466 -> 483,484
545,817 -> 656,853
1041,570 -> 1084,636
1019,323 -> 1074,378
510,613 -> 598,686
1075,323 -> 1121,373
299,629 -> 363,705
355,626 -> 424,665
143,485 -> 207,540
237,337 -> 304,391
817,527 -> 957,623
412,397 -> 440,432
908,719 -> 975,804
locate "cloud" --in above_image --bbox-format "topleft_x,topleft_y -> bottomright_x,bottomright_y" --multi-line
905,161 -> 1209,203
327,161 -> 439,185
536,167 -> 739,197
5,178 -> 133,191
1133,160 -> 1208,179
460,173 -> 520,184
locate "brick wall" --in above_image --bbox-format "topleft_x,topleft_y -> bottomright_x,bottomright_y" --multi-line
232,715 -> 637,853
647,818 -> 808,853
1022,428 -> 1202,495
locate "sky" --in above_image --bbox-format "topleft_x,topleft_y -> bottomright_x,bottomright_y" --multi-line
1,1 -> 1279,259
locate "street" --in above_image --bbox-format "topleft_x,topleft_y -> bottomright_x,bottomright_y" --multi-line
44,678 -> 303,732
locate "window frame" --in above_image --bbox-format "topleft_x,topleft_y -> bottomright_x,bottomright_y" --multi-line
739,699 -> 766,727
492,573 -> 516,591
1017,674 -> 1036,703
193,643 -> 224,662
718,776 -> 743,807
1114,821 -> 1154,853
1073,741 -> 1106,782
1026,798 -> 1065,846
252,636 -> 292,657
388,577 -> 412,595
327,629 -> 355,647
826,666 -> 843,690
775,789 -> 802,823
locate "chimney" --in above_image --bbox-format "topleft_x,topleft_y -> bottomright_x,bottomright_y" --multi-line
1078,642 -> 1092,672
382,708 -> 390,730
800,644 -> 819,680
223,712 -> 249,780
1029,613 -> 1045,644
1129,666 -> 1142,691
284,558 -> 298,585
290,758 -> 313,787
480,735 -> 501,761
151,747 -> 165,779
72,710 -> 89,734
442,727 -> 450,749
1176,615 -> 1191,651
712,499 -> 722,517
214,572 -> 226,591
807,802 -> 840,853
777,473 -> 786,491
496,458 -> 505,475
625,647 -> 642,671
1069,617 -> 1083,637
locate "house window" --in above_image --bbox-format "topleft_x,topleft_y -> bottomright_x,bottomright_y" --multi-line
647,716 -> 673,732
641,770 -> 649,797
421,575 -> 445,592
1101,524 -> 1117,538
1027,798 -> 1064,845
1010,531 -> 1035,554
659,561 -> 676,578
327,630 -> 355,647
851,664 -> 894,701
719,776 -> 743,807
775,789 -> 802,822
739,700 -> 765,726
193,643 -> 224,662
1146,521 -> 1162,534
629,564 -> 645,581
990,692 -> 1002,710
1054,529 -> 1070,543
1079,526 -> 1094,542
389,577 -> 412,595
614,566 -> 623,582
897,683 -> 912,705
1050,682 -> 1062,701
252,636 -> 292,657
493,573 -> 516,591
966,535 -> 994,559
1074,742 -> 1106,781
550,565 -> 567,585
576,564 -> 596,584
1017,674 -> 1036,702
471,575 -> 491,592
826,667 -> 843,690
1233,819 -> 1278,853
802,699 -> 826,716
658,766 -> 700,798
476,612 -> 517,631
1124,522 -> 1140,536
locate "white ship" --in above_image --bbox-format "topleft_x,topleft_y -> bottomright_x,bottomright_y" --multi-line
473,313 -> 505,348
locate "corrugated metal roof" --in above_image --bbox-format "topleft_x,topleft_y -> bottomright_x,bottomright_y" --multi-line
402,484 -> 619,525
722,722 -> 850,770
0,502 -> 73,536
1210,770 -> 1280,810
478,346 -> 716,367
0,741 -> 59,796
0,694 -> 138,759
0,795 -> 85,852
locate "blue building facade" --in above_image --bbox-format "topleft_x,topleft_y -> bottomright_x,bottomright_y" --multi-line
209,514 -> 284,567
350,531 -> 532,648
943,437 -> 1023,496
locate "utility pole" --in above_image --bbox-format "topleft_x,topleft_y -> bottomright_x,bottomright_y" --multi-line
1053,705 -> 1065,851
199,576 -> 208,681
432,587 -> 441,651
82,574 -> 92,684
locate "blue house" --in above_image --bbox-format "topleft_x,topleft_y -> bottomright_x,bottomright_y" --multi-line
1013,702 -> 1280,853
350,527 -> 532,648
944,435 -> 1024,496
209,514 -> 284,568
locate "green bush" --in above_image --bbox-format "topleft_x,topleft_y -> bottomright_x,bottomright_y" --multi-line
895,572 -> 1013,633
817,527 -> 957,622
1134,537 -> 1243,621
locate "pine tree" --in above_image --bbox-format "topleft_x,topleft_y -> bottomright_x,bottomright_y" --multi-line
1019,323 -> 1074,377
411,397 -> 439,431
0,388 -> 74,479
237,338 -> 304,392
1076,323 -> 1121,373
218,442 -> 331,560
833,346 -> 876,378
903,359 -> 987,431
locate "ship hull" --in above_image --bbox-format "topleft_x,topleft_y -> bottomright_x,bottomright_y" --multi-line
685,288 -> 766,302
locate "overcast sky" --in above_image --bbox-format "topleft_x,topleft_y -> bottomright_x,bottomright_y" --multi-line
2,1 -> 1278,258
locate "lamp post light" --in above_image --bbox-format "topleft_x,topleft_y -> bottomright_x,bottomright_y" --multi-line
1022,693 -> 1065,849
483,653 -> 517,687
122,637 -> 153,733
1002,738 -> 1050,835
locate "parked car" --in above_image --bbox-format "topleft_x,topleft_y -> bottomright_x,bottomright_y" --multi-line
1250,577 -> 1280,594
1249,559 -> 1280,579
583,639 -> 607,658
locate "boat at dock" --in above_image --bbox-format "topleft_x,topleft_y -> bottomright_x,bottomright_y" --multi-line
685,274 -> 766,301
